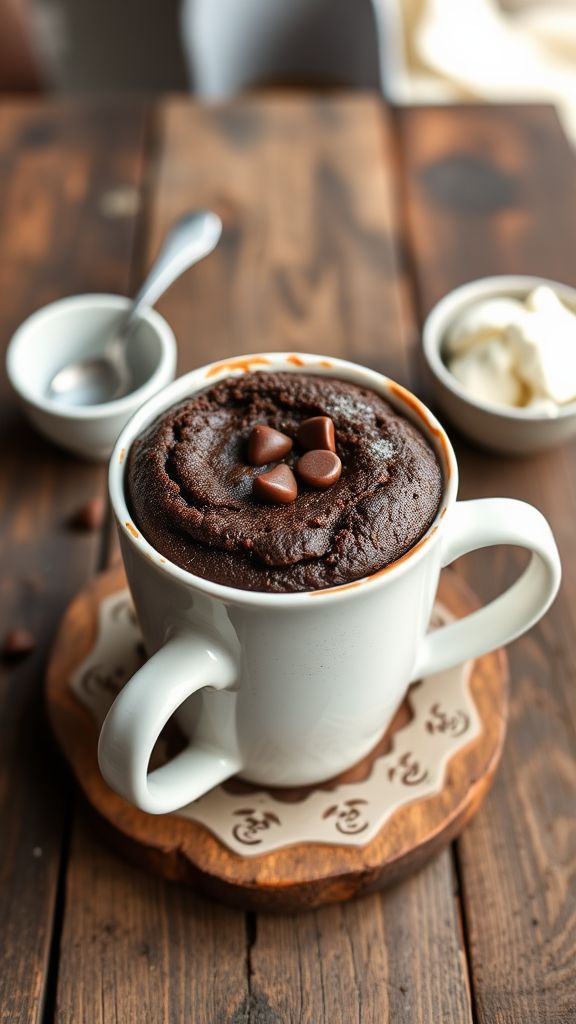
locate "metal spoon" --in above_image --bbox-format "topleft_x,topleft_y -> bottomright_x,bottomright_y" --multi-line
47,210 -> 223,406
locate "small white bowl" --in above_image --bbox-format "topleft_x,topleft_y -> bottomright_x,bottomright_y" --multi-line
6,294 -> 177,461
423,275 -> 576,455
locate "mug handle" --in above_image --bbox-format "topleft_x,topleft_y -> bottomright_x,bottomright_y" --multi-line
411,498 -> 561,681
98,629 -> 242,814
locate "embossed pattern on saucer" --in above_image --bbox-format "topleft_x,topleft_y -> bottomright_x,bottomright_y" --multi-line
71,591 -> 480,857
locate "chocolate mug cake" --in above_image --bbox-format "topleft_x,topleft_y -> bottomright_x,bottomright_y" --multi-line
127,371 -> 443,593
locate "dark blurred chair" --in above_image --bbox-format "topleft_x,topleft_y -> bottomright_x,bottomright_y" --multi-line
0,0 -> 44,91
180,0 -> 406,98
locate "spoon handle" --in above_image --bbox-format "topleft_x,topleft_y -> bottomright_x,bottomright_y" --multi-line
124,210 -> 223,329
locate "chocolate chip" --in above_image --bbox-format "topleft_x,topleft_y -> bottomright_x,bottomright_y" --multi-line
297,450 -> 342,489
2,627 -> 35,659
253,464 -> 298,504
247,425 -> 293,466
71,496 -> 105,531
297,416 -> 336,453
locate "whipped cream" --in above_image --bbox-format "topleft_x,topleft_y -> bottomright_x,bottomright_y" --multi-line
445,286 -> 576,415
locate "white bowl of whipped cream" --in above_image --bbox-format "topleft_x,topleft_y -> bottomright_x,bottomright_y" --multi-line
423,275 -> 576,455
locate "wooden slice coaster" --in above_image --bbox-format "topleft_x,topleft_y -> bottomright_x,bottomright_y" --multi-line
46,565 -> 508,911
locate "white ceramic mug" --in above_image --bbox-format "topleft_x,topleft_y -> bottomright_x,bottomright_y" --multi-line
100,352 -> 561,814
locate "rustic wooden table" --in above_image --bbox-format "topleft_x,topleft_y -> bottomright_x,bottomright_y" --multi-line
1,94 -> 575,1023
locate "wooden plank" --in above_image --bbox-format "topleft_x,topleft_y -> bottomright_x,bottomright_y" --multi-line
55,94 -> 472,1022
147,93 -> 414,383
54,809 -> 248,1024
151,92 -> 469,1012
251,853 -> 472,1023
398,104 -> 576,310
0,99 -> 146,1024
399,104 -> 576,1022
148,92 -> 468,1021
53,97 -> 251,1020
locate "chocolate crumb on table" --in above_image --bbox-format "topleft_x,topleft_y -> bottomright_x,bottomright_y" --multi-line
2,628 -> 36,659
71,496 -> 106,531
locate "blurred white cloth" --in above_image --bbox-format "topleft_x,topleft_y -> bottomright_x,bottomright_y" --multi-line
396,0 -> 576,141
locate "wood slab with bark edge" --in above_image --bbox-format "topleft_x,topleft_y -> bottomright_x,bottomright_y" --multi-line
46,564 -> 508,912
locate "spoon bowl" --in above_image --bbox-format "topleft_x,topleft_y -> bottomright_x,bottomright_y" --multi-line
49,356 -> 125,406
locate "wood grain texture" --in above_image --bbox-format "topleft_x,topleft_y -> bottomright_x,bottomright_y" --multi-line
54,807 -> 249,1024
14,94 -> 573,1024
251,852 -> 472,1023
0,100 -> 146,1024
146,94 -> 413,383
399,103 -> 576,1022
